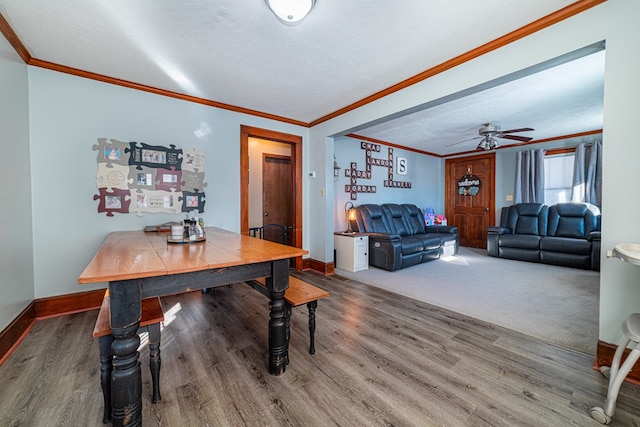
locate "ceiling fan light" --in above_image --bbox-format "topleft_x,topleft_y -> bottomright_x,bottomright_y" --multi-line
476,138 -> 490,150
265,0 -> 316,25
477,135 -> 500,150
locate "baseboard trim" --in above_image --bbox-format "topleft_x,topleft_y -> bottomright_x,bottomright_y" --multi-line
0,302 -> 37,366
34,289 -> 105,318
306,258 -> 334,275
0,289 -> 105,366
594,339 -> 640,386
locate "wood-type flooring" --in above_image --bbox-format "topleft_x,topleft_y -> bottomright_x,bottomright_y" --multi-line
1,271 -> 639,426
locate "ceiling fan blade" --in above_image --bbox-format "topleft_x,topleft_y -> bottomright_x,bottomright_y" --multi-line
499,127 -> 534,134
499,134 -> 533,142
446,136 -> 481,147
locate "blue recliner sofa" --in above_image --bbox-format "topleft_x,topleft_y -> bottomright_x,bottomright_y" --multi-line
352,203 -> 459,271
487,202 -> 601,270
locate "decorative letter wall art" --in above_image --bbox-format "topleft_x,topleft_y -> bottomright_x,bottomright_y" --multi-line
344,141 -> 412,200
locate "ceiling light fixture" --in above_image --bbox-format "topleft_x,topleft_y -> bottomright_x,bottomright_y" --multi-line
265,0 -> 316,25
477,136 -> 499,150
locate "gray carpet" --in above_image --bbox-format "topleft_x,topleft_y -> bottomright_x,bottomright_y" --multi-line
336,247 -> 599,355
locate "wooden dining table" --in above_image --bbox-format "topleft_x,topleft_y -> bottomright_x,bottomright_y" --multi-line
78,227 -> 308,427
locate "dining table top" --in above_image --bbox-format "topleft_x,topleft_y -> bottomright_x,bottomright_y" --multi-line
78,227 -> 308,284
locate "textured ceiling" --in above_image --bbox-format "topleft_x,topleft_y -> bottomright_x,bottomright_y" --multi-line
0,0 -> 602,155
354,48 -> 605,156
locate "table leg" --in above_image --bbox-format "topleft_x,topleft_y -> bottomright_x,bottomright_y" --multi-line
267,260 -> 290,375
268,290 -> 287,374
109,282 -> 142,427
284,302 -> 292,365
307,300 -> 318,355
98,335 -> 114,424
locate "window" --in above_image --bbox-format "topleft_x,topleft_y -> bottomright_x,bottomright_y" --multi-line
544,151 -> 575,204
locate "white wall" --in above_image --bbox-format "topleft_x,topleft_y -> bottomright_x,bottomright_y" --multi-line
0,33 -> 34,331
27,68 -> 308,299
307,1 -> 640,345
333,135 -> 443,232
598,0 -> 640,342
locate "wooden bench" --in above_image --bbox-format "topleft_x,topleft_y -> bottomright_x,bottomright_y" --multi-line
245,276 -> 329,356
93,291 -> 164,424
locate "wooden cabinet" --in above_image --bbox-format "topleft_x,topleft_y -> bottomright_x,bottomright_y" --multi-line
334,233 -> 369,272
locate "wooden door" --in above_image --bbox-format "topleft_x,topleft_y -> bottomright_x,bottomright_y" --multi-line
445,153 -> 495,248
263,154 -> 293,245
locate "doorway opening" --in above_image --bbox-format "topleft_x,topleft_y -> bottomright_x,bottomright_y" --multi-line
240,125 -> 303,270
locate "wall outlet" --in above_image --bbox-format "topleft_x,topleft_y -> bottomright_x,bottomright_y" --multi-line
320,188 -> 325,197
506,194 -> 513,202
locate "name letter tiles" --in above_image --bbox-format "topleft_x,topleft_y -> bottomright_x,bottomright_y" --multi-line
344,141 -> 412,200
94,138 -> 206,216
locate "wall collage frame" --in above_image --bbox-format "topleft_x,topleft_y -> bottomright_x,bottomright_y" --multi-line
93,138 -> 207,216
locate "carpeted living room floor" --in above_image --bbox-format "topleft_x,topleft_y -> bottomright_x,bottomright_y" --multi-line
335,247 -> 599,355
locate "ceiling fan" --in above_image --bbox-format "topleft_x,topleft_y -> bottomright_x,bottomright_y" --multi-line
447,123 -> 534,150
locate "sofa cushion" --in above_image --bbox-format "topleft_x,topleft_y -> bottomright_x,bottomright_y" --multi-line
382,204 -> 412,236
540,251 -> 591,269
401,204 -> 427,235
398,236 -> 424,255
357,204 -> 393,234
499,247 -> 541,263
540,236 -> 592,255
411,234 -> 442,251
547,203 -> 600,239
499,234 -> 542,250
401,252 -> 424,269
505,203 -> 548,236
421,247 -> 441,262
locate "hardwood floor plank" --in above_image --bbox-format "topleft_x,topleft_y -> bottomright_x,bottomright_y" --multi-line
1,273 -> 639,426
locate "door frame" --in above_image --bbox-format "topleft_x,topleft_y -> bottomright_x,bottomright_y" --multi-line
240,125 -> 303,270
444,152 -> 496,248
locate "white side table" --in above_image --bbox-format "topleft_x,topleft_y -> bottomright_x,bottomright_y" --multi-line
334,233 -> 369,272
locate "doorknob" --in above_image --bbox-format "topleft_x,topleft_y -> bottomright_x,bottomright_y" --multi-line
483,207 -> 489,212
264,213 -> 269,217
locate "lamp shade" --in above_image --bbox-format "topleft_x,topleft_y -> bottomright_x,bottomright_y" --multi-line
347,207 -> 357,221
265,0 -> 316,25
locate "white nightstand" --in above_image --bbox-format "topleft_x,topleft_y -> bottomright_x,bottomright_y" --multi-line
334,233 -> 369,272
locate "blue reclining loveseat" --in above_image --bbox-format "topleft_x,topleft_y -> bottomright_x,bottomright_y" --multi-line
487,202 -> 601,270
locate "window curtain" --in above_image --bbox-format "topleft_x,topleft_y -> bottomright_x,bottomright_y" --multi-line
514,149 -> 546,203
571,141 -> 602,207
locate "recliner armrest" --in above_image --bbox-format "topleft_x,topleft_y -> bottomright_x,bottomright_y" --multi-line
366,232 -> 401,242
486,227 -> 509,257
488,226 -> 511,235
425,225 -> 458,234
588,231 -> 601,242
366,233 -> 402,271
